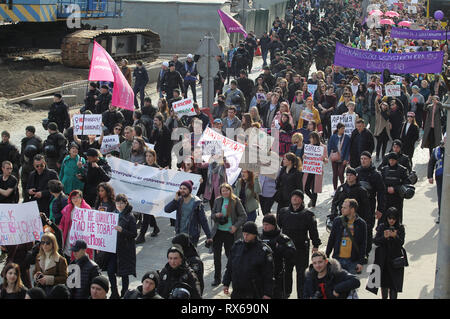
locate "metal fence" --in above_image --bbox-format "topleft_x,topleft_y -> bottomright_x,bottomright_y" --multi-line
61,80 -> 89,106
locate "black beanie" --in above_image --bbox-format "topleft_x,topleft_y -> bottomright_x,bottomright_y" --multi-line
48,284 -> 70,299
360,151 -> 372,159
242,221 -> 258,235
345,167 -> 357,176
172,233 -> 191,251
91,275 -> 110,293
26,287 -> 46,299
262,214 -> 277,227
393,139 -> 403,149
167,244 -> 184,259
142,271 -> 160,288
290,189 -> 304,200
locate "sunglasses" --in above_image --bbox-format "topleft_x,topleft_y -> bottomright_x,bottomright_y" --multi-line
41,241 -> 52,245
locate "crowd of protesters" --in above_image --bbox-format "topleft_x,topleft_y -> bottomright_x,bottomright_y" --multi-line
0,0 -> 448,300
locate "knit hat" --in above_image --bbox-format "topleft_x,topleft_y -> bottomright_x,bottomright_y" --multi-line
167,244 -> 184,259
393,139 -> 403,148
26,287 -> 46,299
91,275 -> 110,293
48,284 -> 70,299
411,85 -> 419,91
142,271 -> 160,288
162,61 -> 169,67
290,189 -> 304,200
360,151 -> 372,159
407,112 -> 415,117
47,122 -> 58,131
262,214 -> 277,227
346,167 -> 358,176
242,221 -> 259,235
180,180 -> 193,193
386,152 -> 399,160
86,148 -> 99,157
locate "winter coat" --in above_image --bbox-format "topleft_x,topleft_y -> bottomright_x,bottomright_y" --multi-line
276,166 -> 303,206
59,155 -> 85,194
302,144 -> 328,193
50,193 -> 68,225
400,122 -> 419,158
327,133 -> 350,162
211,196 -> 247,241
133,66 -> 149,87
349,128 -> 374,168
26,168 -> 59,215
115,205 -> 137,277
157,263 -> 202,299
48,100 -> 70,133
374,102 -> 391,138
233,178 -> 262,213
80,157 -> 111,205
422,102 -> 443,149
69,255 -> 101,299
161,70 -> 184,94
102,110 -> 124,134
33,253 -> 68,293
121,66 -> 132,86
164,196 -> 212,245
123,285 -> 163,299
367,223 -> 408,294
119,140 -> 133,161
149,125 -> 172,168
303,258 -> 360,299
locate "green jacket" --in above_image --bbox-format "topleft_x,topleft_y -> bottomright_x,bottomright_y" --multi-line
233,178 -> 261,213
59,155 -> 85,194
119,140 -> 133,161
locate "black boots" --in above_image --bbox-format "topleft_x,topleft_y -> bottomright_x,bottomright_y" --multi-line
151,226 -> 160,237
135,232 -> 146,244
110,287 -> 120,299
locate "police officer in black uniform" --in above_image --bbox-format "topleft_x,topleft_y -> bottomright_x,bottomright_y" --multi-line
356,151 -> 386,260
20,126 -> 43,201
43,122 -> 67,172
0,131 -> 21,180
378,140 -> 412,173
380,152 -> 409,224
277,190 -> 321,299
223,221 -> 274,299
261,214 -> 296,299
48,93 -> 70,134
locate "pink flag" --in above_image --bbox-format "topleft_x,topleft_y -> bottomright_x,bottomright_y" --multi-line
88,41 -> 134,111
217,9 -> 247,38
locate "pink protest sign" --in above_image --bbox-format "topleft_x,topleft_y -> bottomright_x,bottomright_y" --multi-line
88,41 -> 135,111
0,202 -> 43,245
218,9 -> 248,38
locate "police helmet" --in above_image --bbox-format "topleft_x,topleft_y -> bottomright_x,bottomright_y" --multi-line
168,283 -> 193,299
398,185 -> 415,199
407,171 -> 418,185
44,145 -> 57,157
24,144 -> 39,159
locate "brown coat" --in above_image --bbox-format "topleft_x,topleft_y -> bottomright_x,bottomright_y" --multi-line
121,66 -> 132,86
421,102 -> 443,149
33,253 -> 68,286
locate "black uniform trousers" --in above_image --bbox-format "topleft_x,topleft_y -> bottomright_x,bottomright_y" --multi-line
284,247 -> 309,299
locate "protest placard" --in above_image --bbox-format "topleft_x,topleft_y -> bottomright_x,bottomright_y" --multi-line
100,135 -> 120,154
307,84 -> 318,96
197,127 -> 245,185
331,114 -> 356,135
173,98 -> 196,117
302,144 -> 324,175
385,85 -> 401,97
107,157 -> 202,219
300,109 -> 314,122
73,114 -> 103,135
69,208 -> 118,253
256,93 -> 267,101
202,140 -> 223,156
145,143 -> 155,150
0,201 -> 43,245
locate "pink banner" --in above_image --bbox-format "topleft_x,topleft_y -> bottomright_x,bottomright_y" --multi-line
88,41 -> 134,111
217,9 -> 247,38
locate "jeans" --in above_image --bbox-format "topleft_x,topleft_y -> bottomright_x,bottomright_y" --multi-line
262,49 -> 268,67
336,257 -> 358,275
213,230 -> 234,281
133,85 -> 146,108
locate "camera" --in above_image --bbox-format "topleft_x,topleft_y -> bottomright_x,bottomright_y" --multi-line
312,290 -> 323,299
218,215 -> 228,225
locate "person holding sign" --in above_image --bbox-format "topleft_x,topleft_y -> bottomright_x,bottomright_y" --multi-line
59,143 -> 85,195
296,97 -> 321,132
328,123 -> 351,193
73,125 -> 104,158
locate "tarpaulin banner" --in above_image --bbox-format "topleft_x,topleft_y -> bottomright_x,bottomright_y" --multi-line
107,157 -> 201,219
333,42 -> 444,74
390,26 -> 449,40
88,41 -> 134,111
0,201 -> 43,245
69,208 -> 118,253
218,9 -> 248,38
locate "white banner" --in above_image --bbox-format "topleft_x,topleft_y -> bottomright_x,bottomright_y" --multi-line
69,208 -> 118,253
173,98 -> 196,117
0,201 -> 43,245
197,127 -> 246,185
385,84 -> 401,97
331,114 -> 356,135
100,135 -> 120,154
73,114 -> 103,135
302,144 -> 324,175
107,157 -> 201,219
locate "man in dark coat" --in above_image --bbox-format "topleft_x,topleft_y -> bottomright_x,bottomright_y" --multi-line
162,62 -> 184,101
25,154 -> 59,217
83,82 -> 100,113
244,33 -> 258,72
43,122 -> 67,171
149,113 -> 172,168
259,32 -> 271,67
349,119 -> 374,168
259,66 -> 277,91
133,61 -> 149,108
69,240 -> 101,299
48,93 -> 70,134
20,126 -> 43,201
231,43 -> 251,77
303,251 -> 360,299
237,69 -> 254,113
180,54 -> 198,102
377,139 -> 412,173
123,271 -> 163,299
95,85 -> 112,114
102,104 -> 125,135
0,130 -> 21,179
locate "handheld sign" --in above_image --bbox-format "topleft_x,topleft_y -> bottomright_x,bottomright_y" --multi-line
73,114 -> 103,135
385,85 -> 401,97
307,84 -> 318,96
173,98 -> 196,117
0,202 -> 43,245
100,135 -> 120,154
302,144 -> 324,175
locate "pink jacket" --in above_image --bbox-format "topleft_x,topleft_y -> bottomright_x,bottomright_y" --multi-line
59,199 -> 93,259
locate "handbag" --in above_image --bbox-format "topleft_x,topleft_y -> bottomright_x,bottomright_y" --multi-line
391,251 -> 407,269
330,135 -> 344,162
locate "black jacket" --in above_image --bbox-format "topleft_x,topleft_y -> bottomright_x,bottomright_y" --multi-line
123,285 -> 163,299
25,168 -> 59,215
69,255 -> 101,299
400,122 -> 419,158
259,36 -> 271,51
259,72 -> 276,91
95,92 -> 112,114
48,100 -> 70,133
232,48 -> 251,71
51,193 -> 68,225
326,215 -> 367,264
237,77 -> 255,99
102,110 -> 125,134
261,228 -> 296,277
84,88 -> 100,113
349,128 -> 374,168
115,205 -> 137,277
149,125 -> 172,168
356,164 -> 386,213
378,152 -> 411,173
80,157 -> 111,205
222,239 -> 274,298
380,163 -> 409,191
20,135 -> 43,165
277,204 -> 321,250
162,70 -> 184,94
275,167 -> 303,206
331,182 -> 371,225
44,132 -> 67,163
303,258 -> 360,299
0,142 -> 20,176
133,66 -> 149,87
158,263 -> 202,299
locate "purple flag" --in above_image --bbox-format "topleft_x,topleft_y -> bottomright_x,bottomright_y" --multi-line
333,42 -> 444,74
390,27 -> 449,40
218,9 -> 247,38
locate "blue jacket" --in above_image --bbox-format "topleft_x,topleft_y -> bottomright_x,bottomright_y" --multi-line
164,196 -> 212,244
327,133 -> 351,162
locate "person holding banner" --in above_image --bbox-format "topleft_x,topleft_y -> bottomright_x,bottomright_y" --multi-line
59,143 -> 85,195
0,263 -> 27,299
33,232 -> 68,296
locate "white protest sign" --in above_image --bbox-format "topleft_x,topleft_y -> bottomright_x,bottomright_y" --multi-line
331,114 -> 356,135
392,75 -> 403,83
302,144 -> 324,175
145,143 -> 155,150
172,98 -> 196,117
256,93 -> 267,101
411,0 -> 418,3
107,157 -> 201,219
69,208 -> 118,253
197,127 -> 246,185
73,114 -> 103,135
385,85 -> 401,97
100,135 -> 120,154
308,84 -> 318,96
0,201 -> 43,245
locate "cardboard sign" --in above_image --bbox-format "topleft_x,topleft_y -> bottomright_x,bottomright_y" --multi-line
331,114 -> 356,136
69,208 -> 118,253
100,135 -> 120,154
256,93 -> 267,101
73,114 -> 103,135
173,98 -> 196,117
302,144 -> 324,175
385,85 -> 401,97
0,202 -> 43,245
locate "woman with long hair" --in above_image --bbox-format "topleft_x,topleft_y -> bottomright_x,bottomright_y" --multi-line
249,106 -> 263,126
157,98 -> 170,122
328,123 -> 351,193
272,101 -> 294,129
94,182 -> 116,212
234,170 -> 261,222
317,85 -> 337,139
400,112 -> 420,164
130,136 -> 148,165
1,263 -> 27,299
302,131 -> 328,208
33,232 -> 68,296
290,132 -> 304,158
241,113 -> 253,131
210,183 -> 247,286
275,152 -> 303,212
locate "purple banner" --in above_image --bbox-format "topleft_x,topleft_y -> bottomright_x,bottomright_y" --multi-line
390,27 -> 449,40
333,42 -> 444,74
217,9 -> 247,38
